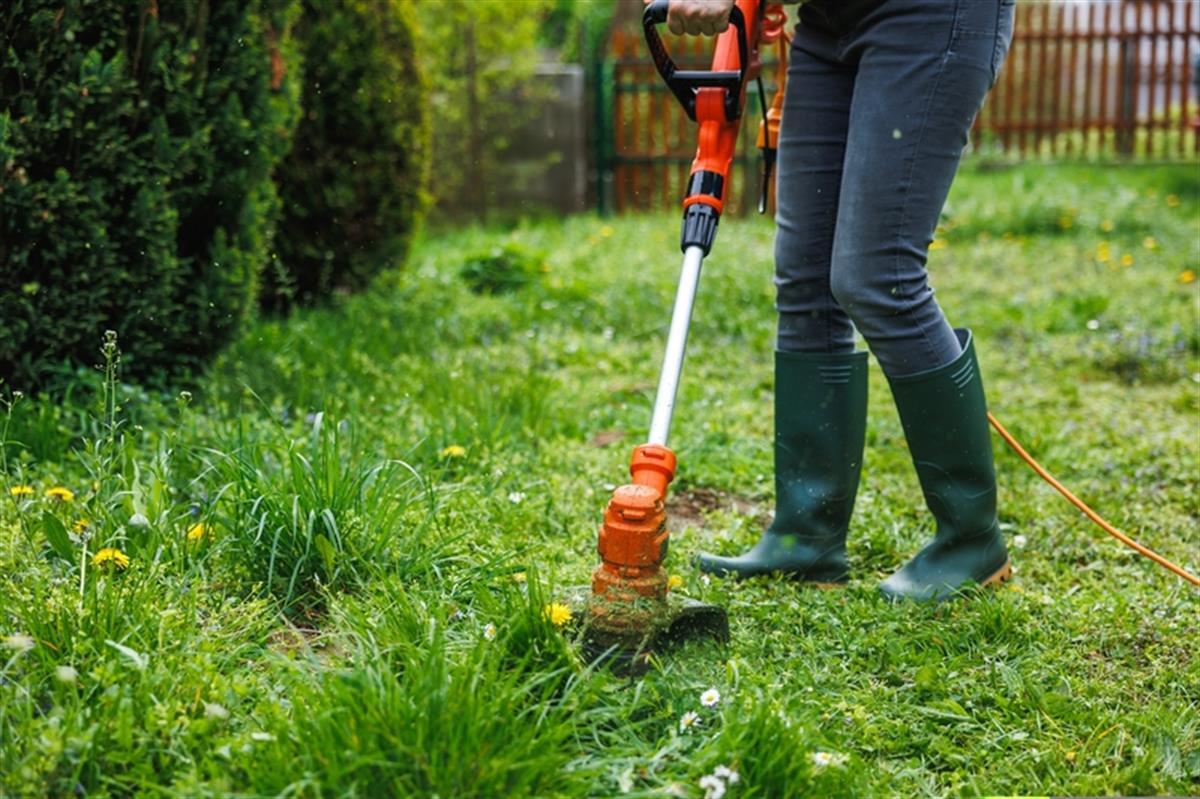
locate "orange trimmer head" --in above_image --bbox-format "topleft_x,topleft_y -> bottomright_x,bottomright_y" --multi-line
566,446 -> 728,673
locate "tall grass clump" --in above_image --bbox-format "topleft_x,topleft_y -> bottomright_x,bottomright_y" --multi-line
206,413 -> 433,612
242,579 -> 609,796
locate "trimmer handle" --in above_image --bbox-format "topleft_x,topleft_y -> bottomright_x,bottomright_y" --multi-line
643,0 -> 764,255
642,0 -> 750,122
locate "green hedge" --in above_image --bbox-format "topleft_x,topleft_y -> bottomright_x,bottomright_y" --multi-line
263,0 -> 429,311
0,1 -> 301,390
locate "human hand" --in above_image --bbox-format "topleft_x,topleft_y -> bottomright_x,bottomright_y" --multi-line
644,0 -> 735,36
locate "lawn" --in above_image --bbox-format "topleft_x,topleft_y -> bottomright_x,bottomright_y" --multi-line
1,163 -> 1197,797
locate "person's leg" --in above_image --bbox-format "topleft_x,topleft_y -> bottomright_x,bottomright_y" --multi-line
828,0 -> 1016,599
829,0 -> 1014,376
772,14 -> 856,354
699,20 -> 867,581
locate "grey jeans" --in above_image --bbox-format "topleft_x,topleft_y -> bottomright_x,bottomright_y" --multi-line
774,0 -> 1015,376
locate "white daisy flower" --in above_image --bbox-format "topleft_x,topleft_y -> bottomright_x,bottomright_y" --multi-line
1013,534 -> 1027,548
700,688 -> 721,707
679,710 -> 700,733
3,634 -> 34,653
205,702 -> 230,720
811,750 -> 847,769
483,622 -> 497,641
713,765 -> 739,784
508,491 -> 526,504
698,774 -> 726,799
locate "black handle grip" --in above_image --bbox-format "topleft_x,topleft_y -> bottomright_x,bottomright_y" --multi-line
642,0 -> 749,122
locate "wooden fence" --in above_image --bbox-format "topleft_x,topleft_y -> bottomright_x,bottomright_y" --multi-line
597,0 -> 1200,215
981,0 -> 1199,157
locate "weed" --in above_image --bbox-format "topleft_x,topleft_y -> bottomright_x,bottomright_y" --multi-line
459,243 -> 545,295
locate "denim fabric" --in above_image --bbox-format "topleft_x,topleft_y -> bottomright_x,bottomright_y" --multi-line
774,0 -> 1015,377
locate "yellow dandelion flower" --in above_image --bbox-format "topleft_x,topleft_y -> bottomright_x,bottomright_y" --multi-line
440,444 -> 467,458
1120,253 -> 1134,267
928,238 -> 947,251
91,547 -> 130,570
1142,236 -> 1158,250
1180,270 -> 1196,284
667,574 -> 684,590
1166,194 -> 1180,207
1057,215 -> 1074,230
45,486 -> 74,502
600,225 -> 614,238
9,485 -> 34,497
1095,242 -> 1111,263
543,602 -> 572,627
186,523 -> 208,541
72,519 -> 90,534
1099,219 -> 1113,232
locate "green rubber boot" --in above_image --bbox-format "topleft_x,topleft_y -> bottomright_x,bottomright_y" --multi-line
880,329 -> 1011,602
698,350 -> 868,583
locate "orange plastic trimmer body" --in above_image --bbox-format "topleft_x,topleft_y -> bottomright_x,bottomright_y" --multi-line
588,0 -> 769,641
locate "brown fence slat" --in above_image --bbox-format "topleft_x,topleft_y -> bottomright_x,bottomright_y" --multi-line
1181,3 -> 1191,158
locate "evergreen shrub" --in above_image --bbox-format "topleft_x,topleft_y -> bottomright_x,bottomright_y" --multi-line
263,0 -> 429,311
0,1 -> 301,390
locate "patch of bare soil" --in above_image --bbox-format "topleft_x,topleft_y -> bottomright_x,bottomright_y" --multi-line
667,487 -> 767,529
267,625 -> 323,654
588,429 -> 626,448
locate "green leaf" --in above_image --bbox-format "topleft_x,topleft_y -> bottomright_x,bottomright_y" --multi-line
42,511 -> 75,561
105,639 -> 148,671
314,533 -> 336,576
932,698 -> 972,720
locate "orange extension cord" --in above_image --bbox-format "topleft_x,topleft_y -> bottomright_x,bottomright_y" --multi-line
988,413 -> 1200,588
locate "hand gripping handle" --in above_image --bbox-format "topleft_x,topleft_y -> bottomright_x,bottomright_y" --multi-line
642,0 -> 749,122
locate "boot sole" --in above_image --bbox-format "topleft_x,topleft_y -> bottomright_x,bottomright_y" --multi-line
980,559 -> 1013,588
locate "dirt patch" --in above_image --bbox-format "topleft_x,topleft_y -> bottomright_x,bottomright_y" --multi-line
588,429 -> 626,448
667,487 -> 767,529
267,624 -> 326,656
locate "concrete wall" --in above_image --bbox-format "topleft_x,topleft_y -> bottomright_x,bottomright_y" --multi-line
504,63 -> 589,216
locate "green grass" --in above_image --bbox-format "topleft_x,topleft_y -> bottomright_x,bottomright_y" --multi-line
1,163 -> 1198,797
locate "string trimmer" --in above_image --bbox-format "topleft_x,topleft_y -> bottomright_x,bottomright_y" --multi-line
566,0 -> 792,671
567,0 -> 1197,672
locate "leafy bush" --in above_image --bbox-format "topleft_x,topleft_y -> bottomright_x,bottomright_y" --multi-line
262,0 -> 429,311
459,244 -> 545,295
0,1 -> 301,391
